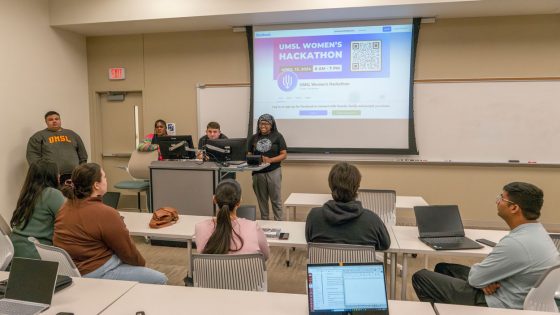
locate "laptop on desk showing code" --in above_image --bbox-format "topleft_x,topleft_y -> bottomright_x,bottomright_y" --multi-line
415,205 -> 483,250
307,262 -> 389,315
0,257 -> 59,315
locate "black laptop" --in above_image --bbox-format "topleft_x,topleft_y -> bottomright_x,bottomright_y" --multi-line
0,258 -> 59,315
307,262 -> 389,315
414,205 -> 483,250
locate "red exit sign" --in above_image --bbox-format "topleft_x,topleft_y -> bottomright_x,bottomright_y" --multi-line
108,67 -> 126,80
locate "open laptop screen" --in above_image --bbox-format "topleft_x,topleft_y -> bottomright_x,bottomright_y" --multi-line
159,135 -> 195,160
415,205 -> 466,238
5,258 -> 58,305
307,263 -> 388,315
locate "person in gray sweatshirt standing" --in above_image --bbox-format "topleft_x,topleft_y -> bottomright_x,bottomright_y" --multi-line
27,111 -> 88,183
305,162 -> 391,251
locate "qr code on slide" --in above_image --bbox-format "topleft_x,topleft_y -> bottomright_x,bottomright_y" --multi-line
350,40 -> 381,72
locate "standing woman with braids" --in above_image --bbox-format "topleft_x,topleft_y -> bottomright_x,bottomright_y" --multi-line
54,163 -> 167,284
10,159 -> 65,259
195,179 -> 269,259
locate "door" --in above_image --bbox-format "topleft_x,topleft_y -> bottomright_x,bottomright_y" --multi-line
97,92 -> 144,209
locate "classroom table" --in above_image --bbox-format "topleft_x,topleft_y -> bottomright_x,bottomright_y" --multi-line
119,211 -> 402,299
101,283 -> 436,315
0,271 -> 137,315
284,193 -> 428,220
434,303 -> 557,315
391,226 -> 508,300
120,211 -> 308,275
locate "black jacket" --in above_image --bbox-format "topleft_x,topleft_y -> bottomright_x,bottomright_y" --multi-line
305,200 -> 391,250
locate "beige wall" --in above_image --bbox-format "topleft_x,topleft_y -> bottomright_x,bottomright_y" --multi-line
415,15 -> 560,79
0,0 -> 89,223
86,15 -> 560,229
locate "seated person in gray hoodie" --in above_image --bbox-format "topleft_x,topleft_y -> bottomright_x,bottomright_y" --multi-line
305,162 -> 391,250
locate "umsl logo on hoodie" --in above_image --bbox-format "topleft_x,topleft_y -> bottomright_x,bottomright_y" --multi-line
48,135 -> 72,144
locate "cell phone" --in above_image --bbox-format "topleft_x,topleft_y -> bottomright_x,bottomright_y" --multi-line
476,238 -> 496,247
279,232 -> 290,240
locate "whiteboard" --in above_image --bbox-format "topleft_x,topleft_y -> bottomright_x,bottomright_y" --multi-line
414,81 -> 560,163
196,84 -> 251,140
196,81 -> 560,163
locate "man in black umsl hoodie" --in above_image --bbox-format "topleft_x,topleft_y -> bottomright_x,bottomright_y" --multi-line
305,162 -> 391,251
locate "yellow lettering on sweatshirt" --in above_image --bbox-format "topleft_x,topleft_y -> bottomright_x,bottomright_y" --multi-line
48,135 -> 72,143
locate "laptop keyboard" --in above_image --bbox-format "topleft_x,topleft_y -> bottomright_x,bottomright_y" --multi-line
0,300 -> 46,315
423,236 -> 466,244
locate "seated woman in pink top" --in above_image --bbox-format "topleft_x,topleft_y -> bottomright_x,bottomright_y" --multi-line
195,179 -> 269,260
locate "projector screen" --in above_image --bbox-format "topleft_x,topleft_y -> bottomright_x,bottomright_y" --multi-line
252,19 -> 419,154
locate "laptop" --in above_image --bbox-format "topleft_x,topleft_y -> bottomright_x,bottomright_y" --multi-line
0,258 -> 59,315
307,262 -> 389,315
414,205 -> 483,250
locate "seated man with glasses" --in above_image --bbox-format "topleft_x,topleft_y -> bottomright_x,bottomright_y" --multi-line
412,182 -> 560,309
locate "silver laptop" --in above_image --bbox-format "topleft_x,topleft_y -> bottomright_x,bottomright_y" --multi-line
415,205 -> 483,250
0,258 -> 58,315
307,262 -> 389,315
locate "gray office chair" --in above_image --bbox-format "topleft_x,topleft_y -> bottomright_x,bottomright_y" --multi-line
357,189 -> 397,226
356,189 -> 400,269
524,264 -> 560,312
307,242 -> 376,264
28,237 -> 81,277
0,214 -> 11,235
237,205 -> 257,221
192,253 -> 267,291
0,233 -> 14,271
114,150 -> 158,212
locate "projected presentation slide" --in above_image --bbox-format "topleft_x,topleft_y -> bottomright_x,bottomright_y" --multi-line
253,21 -> 416,151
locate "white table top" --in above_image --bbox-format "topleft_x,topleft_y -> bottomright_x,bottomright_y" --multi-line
284,193 -> 428,209
435,303 -> 556,315
391,225 -> 508,256
0,271 -> 136,315
102,283 -> 436,315
121,211 -> 207,240
121,211 -> 310,248
121,211 -> 401,253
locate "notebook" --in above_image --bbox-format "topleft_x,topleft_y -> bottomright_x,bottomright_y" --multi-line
414,205 -> 483,250
0,258 -> 59,315
307,262 -> 389,315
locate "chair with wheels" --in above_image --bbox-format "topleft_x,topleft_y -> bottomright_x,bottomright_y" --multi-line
114,150 -> 158,212
28,237 -> 81,277
192,253 -> 267,291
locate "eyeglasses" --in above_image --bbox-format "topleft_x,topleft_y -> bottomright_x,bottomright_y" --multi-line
496,194 -> 516,205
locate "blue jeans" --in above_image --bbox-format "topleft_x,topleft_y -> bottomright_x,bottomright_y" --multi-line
84,255 -> 167,285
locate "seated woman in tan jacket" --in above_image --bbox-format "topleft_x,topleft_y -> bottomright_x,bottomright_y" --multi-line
54,163 -> 167,284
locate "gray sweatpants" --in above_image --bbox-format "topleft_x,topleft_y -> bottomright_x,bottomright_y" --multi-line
252,167 -> 283,221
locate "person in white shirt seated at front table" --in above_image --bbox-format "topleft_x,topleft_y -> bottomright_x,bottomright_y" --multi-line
412,182 -> 560,309
195,179 -> 270,259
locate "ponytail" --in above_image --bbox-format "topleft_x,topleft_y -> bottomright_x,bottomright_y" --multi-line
202,179 -> 244,254
203,204 -> 244,254
62,163 -> 102,203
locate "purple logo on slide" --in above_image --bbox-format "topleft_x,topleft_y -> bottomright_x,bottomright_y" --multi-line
277,71 -> 298,92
